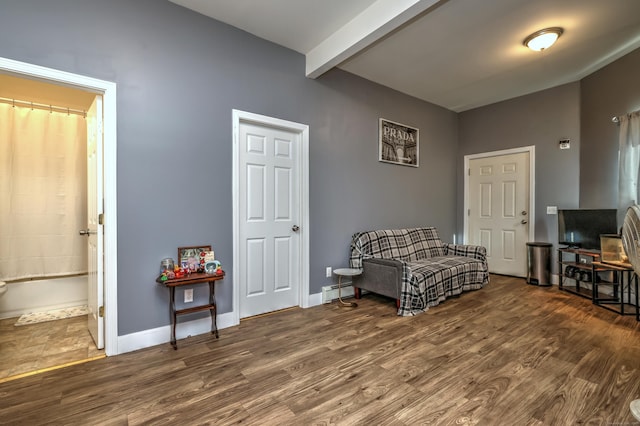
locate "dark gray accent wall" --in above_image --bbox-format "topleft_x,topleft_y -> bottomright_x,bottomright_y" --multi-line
458,83 -> 581,251
0,0 -> 458,335
580,48 -> 640,210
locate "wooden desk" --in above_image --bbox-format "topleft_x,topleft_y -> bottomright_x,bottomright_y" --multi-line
156,272 -> 225,349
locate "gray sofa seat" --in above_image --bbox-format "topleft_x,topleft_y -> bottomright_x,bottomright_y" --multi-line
349,227 -> 489,316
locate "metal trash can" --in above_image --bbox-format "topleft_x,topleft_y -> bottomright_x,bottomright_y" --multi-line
526,242 -> 552,286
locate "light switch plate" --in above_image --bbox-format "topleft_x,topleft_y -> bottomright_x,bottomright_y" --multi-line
547,206 -> 558,215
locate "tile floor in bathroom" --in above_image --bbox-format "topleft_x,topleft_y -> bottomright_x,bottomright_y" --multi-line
0,314 -> 104,380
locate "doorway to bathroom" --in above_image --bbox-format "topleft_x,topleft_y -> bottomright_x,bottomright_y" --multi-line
0,57 -> 118,380
0,74 -> 101,380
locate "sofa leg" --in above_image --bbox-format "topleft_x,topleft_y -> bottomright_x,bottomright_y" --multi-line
354,287 -> 361,299
396,299 -> 400,309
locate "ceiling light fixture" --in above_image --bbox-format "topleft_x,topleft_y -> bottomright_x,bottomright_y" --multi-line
523,27 -> 564,51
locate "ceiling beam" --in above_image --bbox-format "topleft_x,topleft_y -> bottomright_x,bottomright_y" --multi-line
305,0 -> 445,79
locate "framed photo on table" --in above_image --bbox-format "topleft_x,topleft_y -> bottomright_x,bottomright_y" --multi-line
178,245 -> 211,272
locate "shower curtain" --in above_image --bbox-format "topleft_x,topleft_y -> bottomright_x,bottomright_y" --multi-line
618,110 -> 640,225
0,103 -> 87,281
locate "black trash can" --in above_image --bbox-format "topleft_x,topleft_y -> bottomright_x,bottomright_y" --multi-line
526,242 -> 552,286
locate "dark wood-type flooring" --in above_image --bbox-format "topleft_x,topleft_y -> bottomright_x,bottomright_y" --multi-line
1,275 -> 640,425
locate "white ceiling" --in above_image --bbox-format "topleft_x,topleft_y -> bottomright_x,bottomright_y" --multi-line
170,0 -> 640,112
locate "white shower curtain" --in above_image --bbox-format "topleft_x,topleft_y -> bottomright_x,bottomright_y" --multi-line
0,103 -> 87,281
618,110 -> 640,225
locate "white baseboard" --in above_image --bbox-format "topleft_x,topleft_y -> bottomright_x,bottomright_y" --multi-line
308,291 -> 323,307
117,311 -> 235,354
322,283 -> 355,303
117,293 -> 328,355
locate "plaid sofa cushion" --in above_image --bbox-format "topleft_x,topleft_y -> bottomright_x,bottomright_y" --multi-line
399,255 -> 487,316
406,227 -> 446,260
349,227 -> 445,268
349,227 -> 489,316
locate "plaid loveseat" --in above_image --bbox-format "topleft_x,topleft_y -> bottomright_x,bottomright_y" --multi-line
349,227 -> 489,316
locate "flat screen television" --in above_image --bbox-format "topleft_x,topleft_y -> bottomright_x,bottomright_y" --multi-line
557,209 -> 618,251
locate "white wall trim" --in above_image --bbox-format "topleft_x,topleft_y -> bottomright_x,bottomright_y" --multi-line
117,292 -> 326,354
117,312 -> 236,354
231,110 -> 310,326
0,57 -> 119,356
463,145 -> 536,244
308,292 -> 323,307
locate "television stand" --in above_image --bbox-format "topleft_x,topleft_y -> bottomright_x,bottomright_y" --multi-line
559,244 -> 581,250
558,248 -> 601,299
558,247 -> 639,320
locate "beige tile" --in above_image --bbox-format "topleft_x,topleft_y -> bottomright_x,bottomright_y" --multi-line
0,315 -> 101,380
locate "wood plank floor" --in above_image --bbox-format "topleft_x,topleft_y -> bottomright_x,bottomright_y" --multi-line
1,274 -> 640,425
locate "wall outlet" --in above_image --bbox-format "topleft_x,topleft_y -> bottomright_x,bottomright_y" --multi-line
547,206 -> 558,215
326,267 -> 332,278
184,288 -> 194,303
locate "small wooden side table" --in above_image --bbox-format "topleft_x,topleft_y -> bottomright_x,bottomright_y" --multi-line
333,268 -> 362,307
156,271 -> 225,349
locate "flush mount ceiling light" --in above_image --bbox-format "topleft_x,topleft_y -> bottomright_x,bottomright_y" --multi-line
523,27 -> 564,51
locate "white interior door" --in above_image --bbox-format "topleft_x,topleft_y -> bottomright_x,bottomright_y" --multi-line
86,95 -> 104,348
238,121 -> 300,318
468,151 -> 530,277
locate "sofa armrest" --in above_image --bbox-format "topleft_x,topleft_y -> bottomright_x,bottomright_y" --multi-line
444,243 -> 487,262
352,258 -> 403,300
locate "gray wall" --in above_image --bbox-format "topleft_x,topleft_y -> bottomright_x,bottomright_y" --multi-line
0,0 -> 458,335
580,48 -> 640,211
458,83 -> 582,249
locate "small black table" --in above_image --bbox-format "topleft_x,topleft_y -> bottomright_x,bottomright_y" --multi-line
156,271 -> 225,349
591,261 -> 639,319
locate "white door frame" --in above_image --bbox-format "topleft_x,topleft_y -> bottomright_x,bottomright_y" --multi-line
0,57 -> 119,356
463,146 -> 535,245
232,109 -> 309,326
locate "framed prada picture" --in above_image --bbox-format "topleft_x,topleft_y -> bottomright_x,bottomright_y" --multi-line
379,118 -> 419,167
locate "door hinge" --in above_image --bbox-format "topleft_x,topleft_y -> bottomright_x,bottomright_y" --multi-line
468,168 -> 471,176
468,209 -> 471,216
98,213 -> 104,225
99,306 -> 104,317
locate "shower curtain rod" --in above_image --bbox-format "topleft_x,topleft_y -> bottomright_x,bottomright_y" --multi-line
0,96 -> 86,117
612,109 -> 640,124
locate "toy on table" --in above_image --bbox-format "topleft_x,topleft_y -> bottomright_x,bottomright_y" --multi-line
174,264 -> 185,278
158,252 -> 221,281
204,260 -> 223,275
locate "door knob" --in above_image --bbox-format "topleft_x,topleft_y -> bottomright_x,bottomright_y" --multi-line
292,225 -> 300,232
521,220 -> 528,225
521,211 -> 527,216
